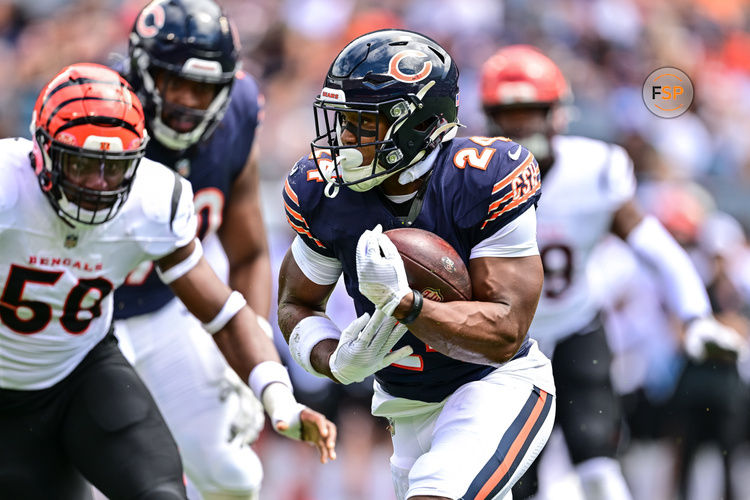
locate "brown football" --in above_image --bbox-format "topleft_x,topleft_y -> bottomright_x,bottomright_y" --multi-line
384,228 -> 472,302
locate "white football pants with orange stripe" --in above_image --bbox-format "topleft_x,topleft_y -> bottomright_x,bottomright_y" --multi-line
373,339 -> 556,500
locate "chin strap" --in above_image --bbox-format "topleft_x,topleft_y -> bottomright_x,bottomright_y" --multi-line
324,180 -> 339,199
397,131 -> 450,185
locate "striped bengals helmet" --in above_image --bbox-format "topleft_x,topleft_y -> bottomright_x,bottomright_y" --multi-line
30,63 -> 148,225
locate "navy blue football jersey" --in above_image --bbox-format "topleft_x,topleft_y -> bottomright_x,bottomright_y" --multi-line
283,136 -> 541,402
114,71 -> 262,318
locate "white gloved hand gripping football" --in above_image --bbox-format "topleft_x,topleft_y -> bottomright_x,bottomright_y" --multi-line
356,224 -> 413,316
329,309 -> 413,385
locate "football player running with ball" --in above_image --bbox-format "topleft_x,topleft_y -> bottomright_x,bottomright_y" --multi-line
113,1 -> 274,498
0,63 -> 335,500
479,45 -> 746,500
278,29 -> 555,500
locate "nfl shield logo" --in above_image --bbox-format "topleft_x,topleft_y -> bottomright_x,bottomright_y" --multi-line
64,234 -> 78,248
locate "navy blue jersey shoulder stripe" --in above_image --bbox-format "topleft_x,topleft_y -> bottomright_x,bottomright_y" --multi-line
462,386 -> 553,500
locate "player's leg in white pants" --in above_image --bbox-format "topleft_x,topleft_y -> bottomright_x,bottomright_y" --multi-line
115,297 -> 265,500
377,341 -> 556,500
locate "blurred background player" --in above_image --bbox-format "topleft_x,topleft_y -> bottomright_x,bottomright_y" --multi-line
112,1 -> 273,498
638,184 -> 748,500
0,62 -> 335,500
591,183 -> 750,500
479,45 -> 746,500
278,29 -> 555,500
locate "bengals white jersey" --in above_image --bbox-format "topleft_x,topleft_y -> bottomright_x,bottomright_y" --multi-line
0,138 -> 196,390
528,135 -> 636,353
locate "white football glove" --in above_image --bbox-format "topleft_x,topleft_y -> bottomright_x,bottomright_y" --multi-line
356,224 -> 413,315
329,309 -> 413,385
684,316 -> 748,361
221,368 -> 266,446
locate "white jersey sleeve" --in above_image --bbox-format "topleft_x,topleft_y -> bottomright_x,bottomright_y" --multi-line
291,235 -> 343,285
0,138 -> 25,234
470,205 -> 539,259
602,143 -> 636,210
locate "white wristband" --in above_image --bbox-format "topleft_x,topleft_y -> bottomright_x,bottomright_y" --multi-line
288,316 -> 342,378
248,360 -> 293,399
157,239 -> 204,284
202,291 -> 247,335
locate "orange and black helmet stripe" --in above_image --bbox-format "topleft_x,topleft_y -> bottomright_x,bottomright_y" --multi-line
33,63 -> 146,151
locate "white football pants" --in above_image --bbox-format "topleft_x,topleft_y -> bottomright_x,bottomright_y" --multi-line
115,296 -> 265,499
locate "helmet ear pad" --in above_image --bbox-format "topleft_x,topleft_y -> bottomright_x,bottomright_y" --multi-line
30,130 -> 57,192
385,99 -> 454,168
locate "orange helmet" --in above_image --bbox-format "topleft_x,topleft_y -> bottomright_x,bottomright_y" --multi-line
30,63 -> 148,225
480,45 -> 569,109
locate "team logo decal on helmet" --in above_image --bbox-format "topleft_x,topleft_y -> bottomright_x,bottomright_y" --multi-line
388,50 -> 433,83
135,1 -> 166,39
30,63 -> 148,226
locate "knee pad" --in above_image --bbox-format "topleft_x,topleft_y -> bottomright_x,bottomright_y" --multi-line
187,445 -> 263,498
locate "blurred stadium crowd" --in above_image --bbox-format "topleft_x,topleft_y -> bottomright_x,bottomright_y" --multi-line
2,0 -> 750,499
